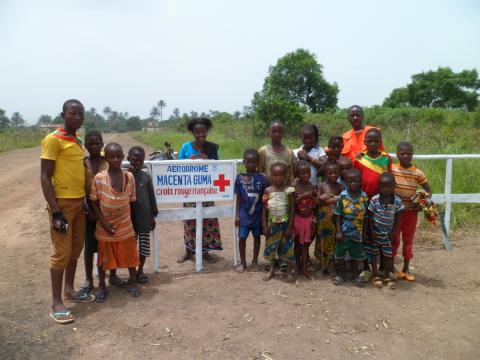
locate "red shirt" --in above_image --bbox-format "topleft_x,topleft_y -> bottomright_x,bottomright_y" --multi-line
342,125 -> 385,161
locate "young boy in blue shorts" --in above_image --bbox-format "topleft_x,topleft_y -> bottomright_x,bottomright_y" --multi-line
235,149 -> 268,273
333,168 -> 369,287
365,173 -> 404,289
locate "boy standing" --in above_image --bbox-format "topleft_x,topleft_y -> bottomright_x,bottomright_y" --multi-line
128,146 -> 158,283
392,142 -> 431,282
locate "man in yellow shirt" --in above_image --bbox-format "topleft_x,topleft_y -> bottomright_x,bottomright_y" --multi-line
41,99 -> 94,324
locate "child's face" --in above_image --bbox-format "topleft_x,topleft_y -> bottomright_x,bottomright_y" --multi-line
397,145 -> 413,168
192,125 -> 208,144
269,124 -> 284,143
270,166 -> 286,186
348,108 -> 364,130
105,148 -> 124,170
379,177 -> 395,197
62,103 -> 85,130
243,154 -> 258,173
325,166 -> 340,183
128,150 -> 145,171
301,131 -> 316,150
365,132 -> 381,154
330,139 -> 343,157
85,136 -> 103,158
345,173 -> 361,192
338,159 -> 353,178
297,166 -> 311,183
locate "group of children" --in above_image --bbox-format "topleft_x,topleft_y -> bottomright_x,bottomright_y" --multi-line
81,130 -> 158,301
235,118 -> 431,289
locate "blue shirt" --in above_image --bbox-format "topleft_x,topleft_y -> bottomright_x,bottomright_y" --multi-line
235,173 -> 269,227
368,194 -> 404,239
334,189 -> 369,242
178,141 -> 219,160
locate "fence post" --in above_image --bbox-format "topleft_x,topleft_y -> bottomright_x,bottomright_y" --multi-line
195,201 -> 204,272
441,158 -> 454,251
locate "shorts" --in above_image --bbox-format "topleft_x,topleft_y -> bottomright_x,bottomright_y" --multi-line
84,219 -> 98,256
334,238 -> 366,261
238,224 -> 262,239
364,235 -> 393,261
137,232 -> 151,257
48,198 -> 86,270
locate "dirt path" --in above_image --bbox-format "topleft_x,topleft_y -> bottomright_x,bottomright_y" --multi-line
0,133 -> 479,360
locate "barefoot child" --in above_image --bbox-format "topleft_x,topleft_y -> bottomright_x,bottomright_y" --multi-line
262,163 -> 296,281
235,149 -> 268,273
365,173 -> 404,289
259,120 -> 296,185
293,124 -> 327,185
333,168 -> 369,287
90,143 -> 140,300
392,142 -> 431,282
81,130 -> 108,294
128,146 -> 158,283
315,162 -> 343,274
293,160 -> 317,279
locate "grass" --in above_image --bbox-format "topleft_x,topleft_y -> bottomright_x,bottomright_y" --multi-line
0,128 -> 47,152
132,108 -> 480,230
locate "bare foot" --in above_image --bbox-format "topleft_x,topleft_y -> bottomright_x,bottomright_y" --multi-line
203,253 -> 217,264
302,270 -> 312,280
263,267 -> 275,281
236,264 -> 246,273
251,262 -> 260,272
177,253 -> 192,263
286,271 -> 296,282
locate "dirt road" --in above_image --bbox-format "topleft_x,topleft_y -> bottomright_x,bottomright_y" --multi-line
0,133 -> 478,359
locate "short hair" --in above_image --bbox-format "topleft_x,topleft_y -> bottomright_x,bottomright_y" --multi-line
243,148 -> 259,160
85,130 -> 103,142
328,135 -> 343,147
337,156 -> 352,166
104,142 -> 123,154
397,141 -> 413,151
324,161 -> 340,171
379,172 -> 395,185
296,160 -> 310,171
62,99 -> 83,112
187,117 -> 213,132
345,167 -> 361,179
269,120 -> 284,129
128,146 -> 145,157
365,127 -> 382,137
300,124 -> 319,144
347,105 -> 363,115
270,161 -> 287,173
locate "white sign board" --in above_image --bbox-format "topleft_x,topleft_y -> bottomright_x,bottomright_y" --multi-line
151,160 -> 235,204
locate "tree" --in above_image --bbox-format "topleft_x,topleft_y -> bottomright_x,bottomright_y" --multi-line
125,116 -> 142,131
233,111 -> 242,119
0,109 -> 10,128
11,112 -> 25,127
37,114 -> 53,126
157,100 -> 166,121
172,108 -> 180,120
103,106 -> 112,120
383,67 -> 480,111
150,106 -> 160,122
255,48 -> 338,113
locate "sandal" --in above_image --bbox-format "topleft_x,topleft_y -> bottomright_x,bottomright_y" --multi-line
50,310 -> 75,324
95,289 -> 109,303
332,275 -> 345,286
65,291 -> 96,303
108,277 -> 127,288
405,273 -> 416,282
354,276 -> 365,288
384,278 -> 396,290
396,271 -> 407,280
127,287 -> 141,297
372,277 -> 383,289
137,273 -> 149,284
79,280 -> 93,294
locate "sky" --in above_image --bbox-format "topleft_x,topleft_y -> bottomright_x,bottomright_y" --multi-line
1,0 -> 479,124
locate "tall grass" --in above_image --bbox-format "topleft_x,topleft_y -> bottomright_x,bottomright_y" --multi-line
0,128 -> 46,152
132,107 -> 480,229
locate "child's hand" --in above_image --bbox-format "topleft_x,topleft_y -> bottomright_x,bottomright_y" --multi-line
102,222 -> 116,235
150,216 -> 156,231
199,153 -> 208,159
335,231 -> 344,242
355,152 -> 364,160
388,232 -> 395,244
87,210 -> 96,222
128,165 -> 137,174
297,149 -> 308,160
263,225 -> 270,237
235,216 -> 240,227
52,212 -> 68,233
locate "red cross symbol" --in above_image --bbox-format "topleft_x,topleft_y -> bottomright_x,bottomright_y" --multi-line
213,174 -> 230,192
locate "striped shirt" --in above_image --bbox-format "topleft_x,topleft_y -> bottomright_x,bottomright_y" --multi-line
90,170 -> 136,243
392,164 -> 428,209
368,194 -> 404,239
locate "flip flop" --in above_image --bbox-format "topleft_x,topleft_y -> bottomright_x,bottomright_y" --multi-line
372,276 -> 383,289
79,281 -> 93,294
108,277 -> 128,288
65,292 -> 96,303
137,273 -> 149,284
332,275 -> 345,286
384,278 -> 396,290
50,310 -> 75,324
405,273 -> 416,282
95,289 -> 109,303
127,287 -> 141,297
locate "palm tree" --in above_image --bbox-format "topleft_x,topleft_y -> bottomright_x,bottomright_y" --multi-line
11,112 -> 25,127
150,106 -> 160,123
157,100 -> 166,121
103,106 -> 112,121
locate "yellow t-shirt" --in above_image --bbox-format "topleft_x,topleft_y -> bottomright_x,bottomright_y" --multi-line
41,130 -> 86,199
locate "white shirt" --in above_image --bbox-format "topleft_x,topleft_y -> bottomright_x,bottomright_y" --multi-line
293,146 -> 326,185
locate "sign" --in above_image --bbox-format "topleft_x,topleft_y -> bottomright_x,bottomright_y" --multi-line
151,160 -> 235,204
